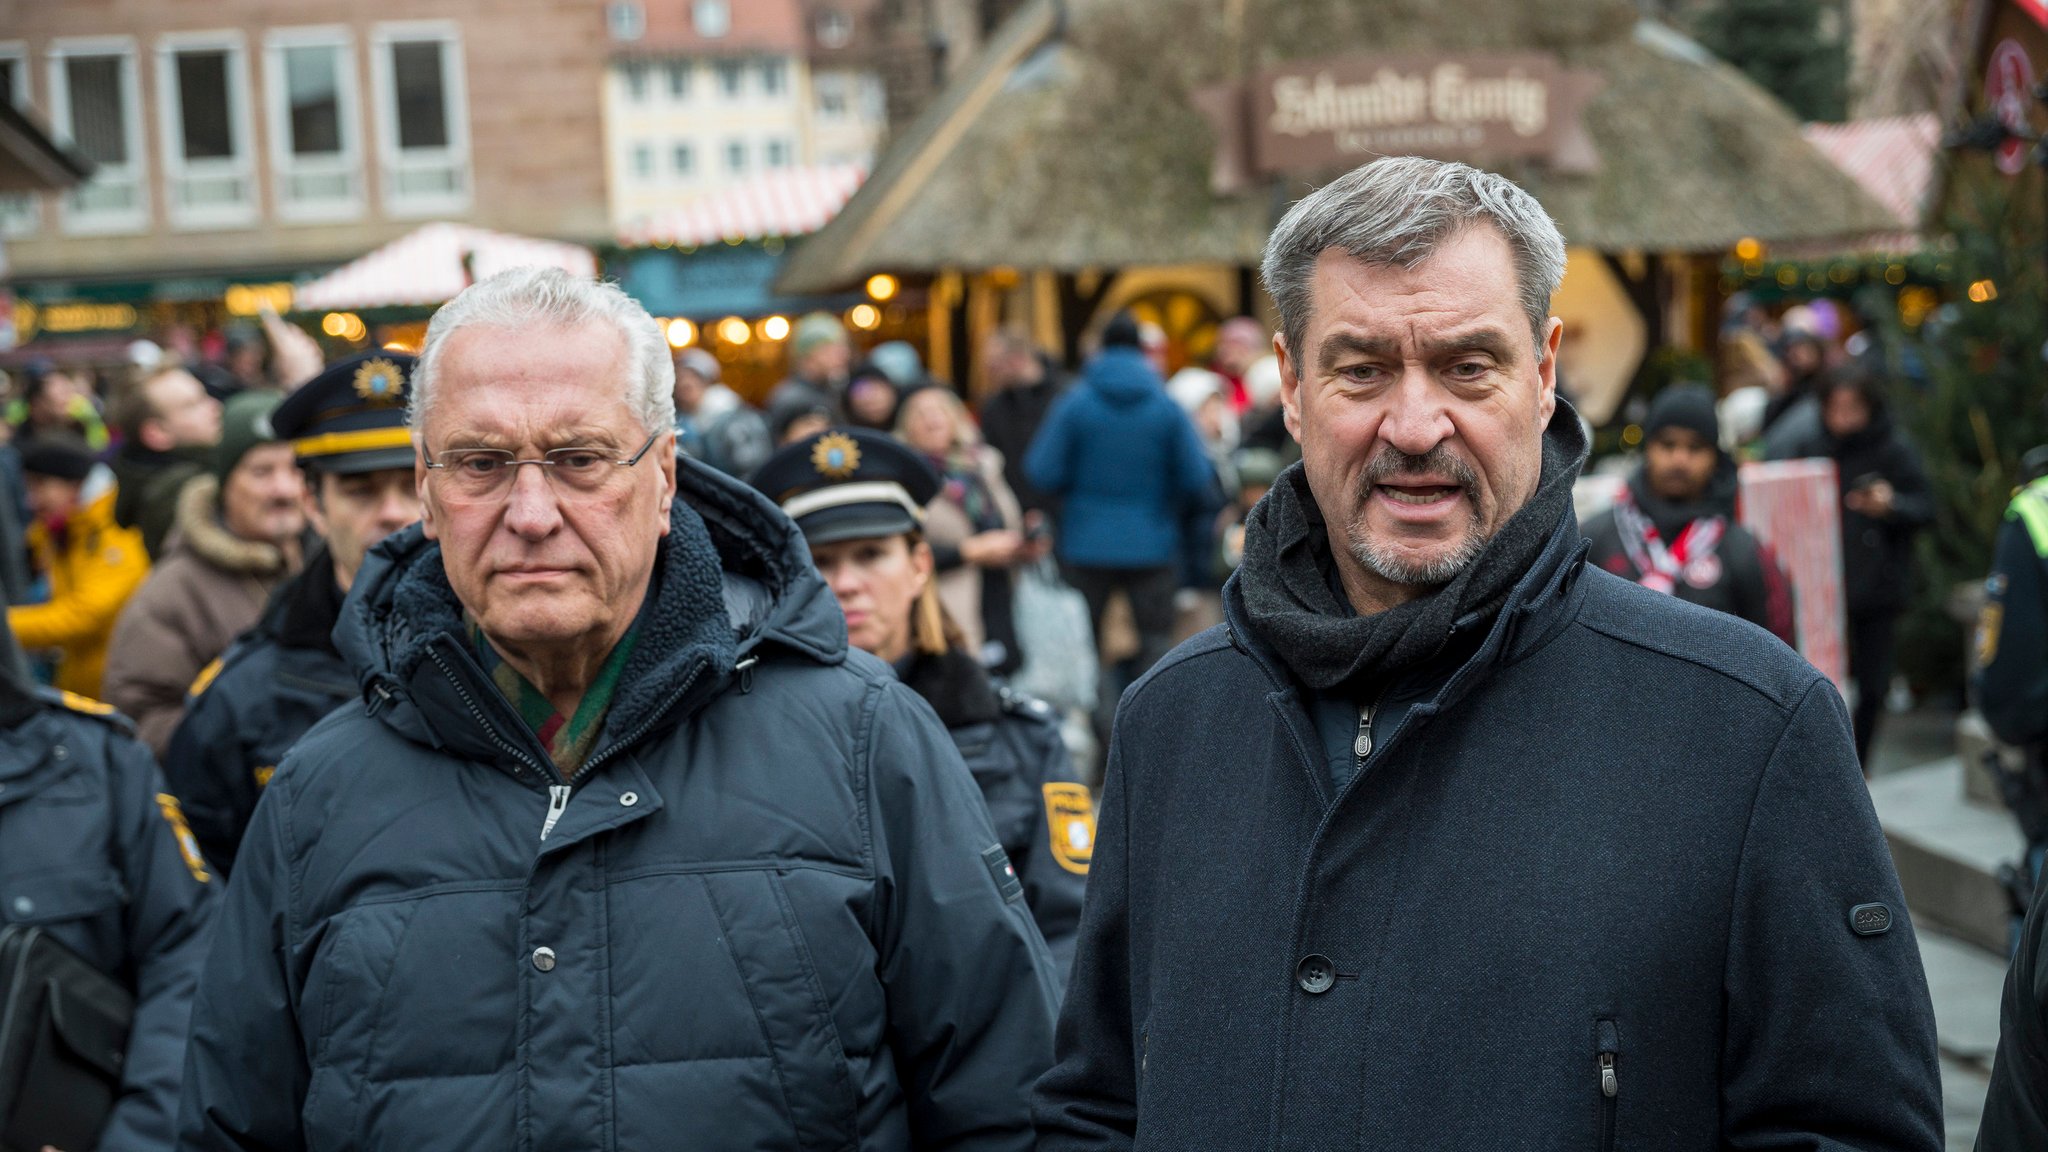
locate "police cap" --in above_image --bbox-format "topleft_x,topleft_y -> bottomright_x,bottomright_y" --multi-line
268,350 -> 415,475
748,427 -> 940,545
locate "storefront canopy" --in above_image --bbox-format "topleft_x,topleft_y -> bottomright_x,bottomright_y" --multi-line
616,164 -> 866,249
0,102 -> 91,193
780,0 -> 1901,293
292,222 -> 597,312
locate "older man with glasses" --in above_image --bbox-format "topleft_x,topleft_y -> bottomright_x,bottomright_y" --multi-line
179,267 -> 1060,1152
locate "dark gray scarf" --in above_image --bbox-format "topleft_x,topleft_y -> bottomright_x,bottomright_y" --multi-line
1237,405 -> 1588,697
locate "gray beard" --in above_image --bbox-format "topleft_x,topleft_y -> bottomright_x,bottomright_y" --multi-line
1348,516 -> 1487,588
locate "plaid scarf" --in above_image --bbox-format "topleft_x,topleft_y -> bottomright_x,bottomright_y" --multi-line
467,617 -> 640,776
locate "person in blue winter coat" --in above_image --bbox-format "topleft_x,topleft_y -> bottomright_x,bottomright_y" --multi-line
177,268 -> 1059,1152
1034,157 -> 1941,1151
0,611 -> 216,1152
1025,312 -> 1213,683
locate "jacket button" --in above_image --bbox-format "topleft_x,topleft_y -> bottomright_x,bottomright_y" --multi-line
51,746 -> 66,761
10,896 -> 31,917
619,791 -> 638,807
1296,954 -> 1335,994
531,946 -> 557,972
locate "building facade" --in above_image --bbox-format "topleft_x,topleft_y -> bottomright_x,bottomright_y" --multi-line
601,0 -> 885,231
0,0 -> 611,357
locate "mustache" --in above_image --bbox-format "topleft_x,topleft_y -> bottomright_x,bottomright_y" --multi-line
1358,445 -> 1479,496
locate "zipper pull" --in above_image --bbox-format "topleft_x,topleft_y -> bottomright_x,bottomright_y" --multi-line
735,655 -> 759,694
1596,1016 -> 1620,1098
540,784 -> 571,841
1353,703 -> 1375,760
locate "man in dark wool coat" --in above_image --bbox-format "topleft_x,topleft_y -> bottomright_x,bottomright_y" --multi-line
1033,156 -> 1942,1151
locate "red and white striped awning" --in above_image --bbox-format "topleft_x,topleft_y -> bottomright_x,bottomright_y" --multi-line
1800,113 -> 1941,250
293,222 -> 599,312
616,164 -> 865,249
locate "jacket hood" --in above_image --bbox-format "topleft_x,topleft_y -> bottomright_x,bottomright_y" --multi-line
1083,347 -> 1165,408
168,473 -> 293,576
336,456 -> 847,763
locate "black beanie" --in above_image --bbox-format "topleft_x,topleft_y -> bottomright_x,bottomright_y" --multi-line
1644,385 -> 1720,449
1101,311 -> 1142,349
19,437 -> 96,482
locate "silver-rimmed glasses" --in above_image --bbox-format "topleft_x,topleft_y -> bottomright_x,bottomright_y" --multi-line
423,431 -> 663,504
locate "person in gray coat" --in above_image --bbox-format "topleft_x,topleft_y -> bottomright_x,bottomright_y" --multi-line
179,268 -> 1060,1152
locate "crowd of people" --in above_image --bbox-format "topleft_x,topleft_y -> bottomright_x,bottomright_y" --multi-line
0,154 -> 2042,1152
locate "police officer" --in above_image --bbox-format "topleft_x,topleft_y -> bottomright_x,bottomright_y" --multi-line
752,427 -> 1093,971
1977,448 -> 2048,1152
0,611 -> 214,1151
161,351 -> 420,877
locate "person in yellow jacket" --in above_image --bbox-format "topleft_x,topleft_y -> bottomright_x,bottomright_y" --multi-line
9,437 -> 149,697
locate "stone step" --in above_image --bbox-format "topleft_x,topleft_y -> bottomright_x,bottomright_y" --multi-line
1871,758 -> 2026,955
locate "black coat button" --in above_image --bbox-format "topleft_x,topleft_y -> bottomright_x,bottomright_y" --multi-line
1296,954 -> 1335,994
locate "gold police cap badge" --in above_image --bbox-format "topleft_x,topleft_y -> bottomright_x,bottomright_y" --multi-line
811,431 -> 862,481
353,357 -> 406,406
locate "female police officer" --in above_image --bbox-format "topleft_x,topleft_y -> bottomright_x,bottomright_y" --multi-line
752,427 -> 1091,972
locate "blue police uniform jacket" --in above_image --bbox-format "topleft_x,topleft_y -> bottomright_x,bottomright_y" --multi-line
0,686 -> 216,1151
1035,493 -> 1943,1150
893,646 -> 1090,974
163,543 -> 355,878
179,460 -> 1061,1152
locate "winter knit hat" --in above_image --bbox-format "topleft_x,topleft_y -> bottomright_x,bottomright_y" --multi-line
1644,385 -> 1720,449
211,390 -> 283,488
19,436 -> 96,482
791,312 -> 848,361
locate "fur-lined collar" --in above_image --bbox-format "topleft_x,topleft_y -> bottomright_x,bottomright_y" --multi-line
170,473 -> 292,576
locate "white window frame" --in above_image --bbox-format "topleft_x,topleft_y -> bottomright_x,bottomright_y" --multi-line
816,10 -> 853,50
631,141 -> 653,181
724,138 -> 746,174
48,36 -> 148,235
369,21 -> 471,218
694,0 -> 732,38
0,42 -> 38,237
607,2 -> 646,43
665,60 -> 690,101
264,27 -> 365,223
670,140 -> 693,179
760,57 -> 787,98
155,30 -> 258,229
715,59 -> 744,100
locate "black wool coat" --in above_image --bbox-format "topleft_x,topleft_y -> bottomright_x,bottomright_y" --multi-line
1035,510 -> 1942,1152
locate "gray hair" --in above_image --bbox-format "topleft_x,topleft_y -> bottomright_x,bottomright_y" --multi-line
1259,157 -> 1567,368
410,266 -> 676,435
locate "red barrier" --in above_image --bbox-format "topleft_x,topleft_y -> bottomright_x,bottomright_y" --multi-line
1737,459 -> 1848,695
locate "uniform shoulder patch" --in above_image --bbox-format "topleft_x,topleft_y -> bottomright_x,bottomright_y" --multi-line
36,688 -> 134,733
1975,601 -> 2004,671
155,793 -> 213,884
1043,782 -> 1096,876
55,689 -> 116,717
187,655 -> 226,700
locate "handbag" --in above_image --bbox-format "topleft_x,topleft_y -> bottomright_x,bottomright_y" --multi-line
1009,559 -> 1098,715
0,925 -> 132,1152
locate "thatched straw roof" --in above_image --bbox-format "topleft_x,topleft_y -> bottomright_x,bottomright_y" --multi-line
779,0 -> 1900,292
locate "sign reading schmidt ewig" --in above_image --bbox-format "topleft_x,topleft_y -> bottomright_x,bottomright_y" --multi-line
1194,52 -> 1601,189
1259,54 -> 1566,168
